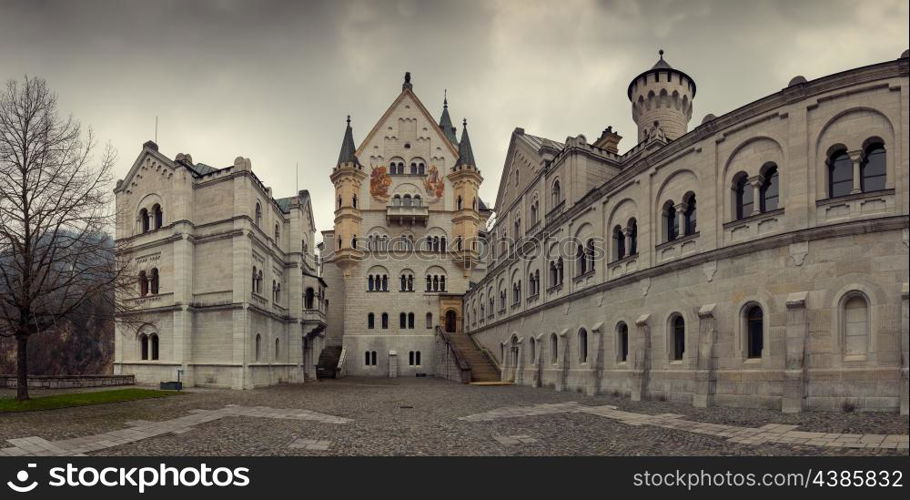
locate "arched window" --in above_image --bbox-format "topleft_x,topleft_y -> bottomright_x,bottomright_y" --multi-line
413,195 -> 421,206
456,196 -> 463,210
274,223 -> 280,241
367,313 -> 375,329
305,288 -> 315,309
861,142 -> 886,192
734,173 -> 752,220
403,194 -> 412,207
550,333 -> 558,364
252,267 -> 258,292
628,218 -> 638,255
352,195 -> 358,208
419,163 -> 425,175
617,322 -> 629,362
140,208 -> 150,233
671,315 -> 685,360
426,312 -> 433,329
152,204 -> 163,229
683,195 -> 696,236
552,180 -> 561,205
255,203 -> 262,226
399,312 -> 406,328
381,274 -> 388,291
140,334 -> 149,360
149,268 -> 159,295
393,195 -> 401,206
663,201 -> 678,241
746,305 -> 763,359
843,293 -> 869,357
150,334 -> 159,360
381,312 -> 389,329
529,337 -> 536,363
257,270 -> 263,293
612,225 -> 625,261
576,242 -> 586,275
368,275 -> 375,291
138,271 -> 148,296
255,333 -> 262,361
759,164 -> 779,212
275,338 -> 280,359
578,328 -> 588,363
828,148 -> 853,198
408,312 -> 415,329
585,239 -> 595,271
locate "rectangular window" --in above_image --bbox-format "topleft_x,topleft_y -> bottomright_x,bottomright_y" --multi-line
408,351 -> 421,366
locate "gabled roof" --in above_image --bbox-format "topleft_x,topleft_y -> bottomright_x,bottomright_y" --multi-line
492,128 -> 565,213
354,80 -> 460,160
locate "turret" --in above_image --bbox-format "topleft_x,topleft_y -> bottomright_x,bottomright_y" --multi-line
329,116 -> 366,277
447,119 -> 483,275
438,90 -> 458,144
627,50 -> 696,143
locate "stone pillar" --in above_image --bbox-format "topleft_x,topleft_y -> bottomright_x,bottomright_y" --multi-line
514,344 -> 524,385
587,323 -> 605,396
388,351 -> 398,378
531,339 -> 542,388
172,230 -> 194,386
693,304 -> 717,408
783,291 -> 809,413
623,227 -> 633,257
631,314 -> 651,401
748,175 -> 764,216
674,202 -> 687,237
901,283 -> 908,416
848,150 -> 863,194
555,329 -> 568,392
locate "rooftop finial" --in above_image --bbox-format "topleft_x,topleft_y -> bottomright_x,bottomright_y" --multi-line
444,89 -> 448,108
402,71 -> 412,90
346,114 -> 351,125
659,49 -> 664,59
463,118 -> 467,127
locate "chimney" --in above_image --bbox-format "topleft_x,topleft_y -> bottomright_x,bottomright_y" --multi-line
593,126 -> 622,154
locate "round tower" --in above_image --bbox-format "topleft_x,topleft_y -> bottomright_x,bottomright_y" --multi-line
330,116 -> 366,277
627,49 -> 696,143
447,119 -> 483,276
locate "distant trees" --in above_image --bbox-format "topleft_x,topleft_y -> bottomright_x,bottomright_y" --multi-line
0,76 -> 129,400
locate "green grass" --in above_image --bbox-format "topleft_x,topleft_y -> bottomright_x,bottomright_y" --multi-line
0,388 -> 180,413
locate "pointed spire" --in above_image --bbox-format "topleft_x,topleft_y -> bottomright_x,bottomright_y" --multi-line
336,115 -> 359,166
455,118 -> 476,168
438,89 -> 458,144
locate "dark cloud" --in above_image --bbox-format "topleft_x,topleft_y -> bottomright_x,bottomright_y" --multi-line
1,0 -> 906,234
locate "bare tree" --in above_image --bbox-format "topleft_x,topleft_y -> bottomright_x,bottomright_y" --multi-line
0,76 -> 128,400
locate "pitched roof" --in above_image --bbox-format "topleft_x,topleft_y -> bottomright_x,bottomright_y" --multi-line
438,94 -> 458,144
651,49 -> 673,70
515,132 -> 564,153
455,119 -> 476,167
337,116 -> 359,166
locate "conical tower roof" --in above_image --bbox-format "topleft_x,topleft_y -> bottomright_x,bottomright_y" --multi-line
455,119 -> 476,168
336,115 -> 358,166
438,91 -> 458,144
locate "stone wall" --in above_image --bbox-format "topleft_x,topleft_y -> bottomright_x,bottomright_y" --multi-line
1,375 -> 135,389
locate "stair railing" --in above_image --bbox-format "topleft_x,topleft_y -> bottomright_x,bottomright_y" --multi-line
435,326 -> 472,383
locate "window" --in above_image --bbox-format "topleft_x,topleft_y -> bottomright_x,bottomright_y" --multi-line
408,351 -> 421,366
305,288 -> 315,309
628,219 -> 638,255
683,195 -> 696,236
843,294 -> 869,357
274,223 -> 280,240
612,225 -> 625,261
552,180 -> 561,205
408,312 -> 415,329
663,201 -> 678,241
759,164 -> 779,212
529,337 -> 536,363
861,142 -> 886,192
255,334 -> 262,361
828,148 -> 853,198
149,268 -> 159,295
256,270 -> 263,293
576,243 -> 586,275
352,195 -> 358,208
138,271 -> 148,296
578,328 -> 588,363
140,208 -> 150,233
671,315 -> 685,361
457,196 -> 463,210
445,310 -> 457,333
150,334 -> 159,360
746,305 -> 763,359
275,338 -> 280,359
734,173 -> 753,219
365,351 -> 377,366
399,312 -> 406,328
140,334 -> 149,360
255,203 -> 262,226
426,312 -> 433,329
381,312 -> 389,329
367,313 -> 375,329
152,204 -> 163,229
618,323 -> 629,362
550,333 -> 558,364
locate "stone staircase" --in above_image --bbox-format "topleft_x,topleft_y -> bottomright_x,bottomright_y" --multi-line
316,346 -> 343,379
446,330 -> 500,383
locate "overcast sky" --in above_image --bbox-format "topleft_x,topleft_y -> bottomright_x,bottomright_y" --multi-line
2,0 -> 907,235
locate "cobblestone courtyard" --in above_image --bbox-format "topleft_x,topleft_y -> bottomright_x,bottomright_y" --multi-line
1,378 -> 907,456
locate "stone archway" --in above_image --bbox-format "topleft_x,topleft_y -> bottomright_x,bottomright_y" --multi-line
445,310 -> 457,333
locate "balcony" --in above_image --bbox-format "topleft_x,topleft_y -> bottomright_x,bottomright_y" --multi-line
386,205 -> 429,226
302,308 -> 327,325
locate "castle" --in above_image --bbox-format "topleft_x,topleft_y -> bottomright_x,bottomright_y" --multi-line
115,49 -> 909,414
